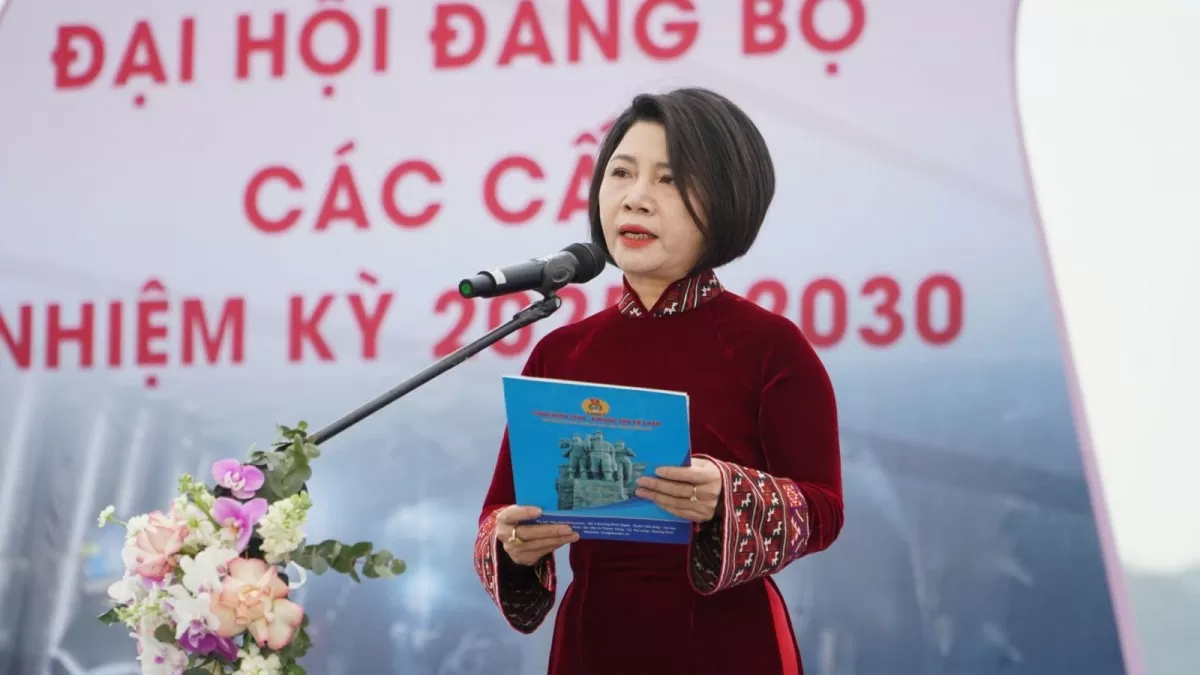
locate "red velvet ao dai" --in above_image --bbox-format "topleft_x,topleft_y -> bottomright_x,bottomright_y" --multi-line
474,271 -> 844,675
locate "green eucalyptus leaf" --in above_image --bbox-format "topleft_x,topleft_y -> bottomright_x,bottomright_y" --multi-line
293,546 -> 329,574
315,539 -> 343,561
369,550 -> 394,569
267,470 -> 288,498
154,624 -> 175,644
280,626 -> 312,660
283,466 -> 311,495
331,553 -> 355,574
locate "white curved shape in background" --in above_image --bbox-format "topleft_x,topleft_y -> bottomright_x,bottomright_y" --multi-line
1017,0 -> 1200,673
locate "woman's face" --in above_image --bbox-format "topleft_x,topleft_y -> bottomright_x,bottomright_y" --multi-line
598,121 -> 705,282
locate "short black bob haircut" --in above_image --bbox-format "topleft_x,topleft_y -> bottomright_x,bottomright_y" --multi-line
587,87 -> 776,274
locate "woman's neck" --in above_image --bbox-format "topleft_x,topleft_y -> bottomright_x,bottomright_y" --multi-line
624,275 -> 675,310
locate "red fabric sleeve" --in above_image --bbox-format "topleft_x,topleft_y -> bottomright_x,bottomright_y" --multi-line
472,345 -> 557,633
689,323 -> 844,595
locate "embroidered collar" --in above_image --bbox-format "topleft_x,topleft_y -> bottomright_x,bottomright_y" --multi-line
616,270 -> 724,318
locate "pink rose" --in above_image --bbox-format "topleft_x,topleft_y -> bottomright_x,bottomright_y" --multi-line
128,511 -> 188,582
210,558 -> 304,650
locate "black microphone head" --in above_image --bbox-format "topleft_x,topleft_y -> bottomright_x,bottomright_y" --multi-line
565,242 -> 606,282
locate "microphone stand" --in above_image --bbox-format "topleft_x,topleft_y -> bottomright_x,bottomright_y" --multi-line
306,291 -> 564,447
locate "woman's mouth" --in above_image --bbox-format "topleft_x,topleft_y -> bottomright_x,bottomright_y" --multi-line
618,225 -> 657,243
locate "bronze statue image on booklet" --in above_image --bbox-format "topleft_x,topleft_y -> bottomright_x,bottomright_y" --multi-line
555,431 -> 649,510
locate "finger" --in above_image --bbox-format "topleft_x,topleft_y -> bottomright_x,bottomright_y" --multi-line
505,523 -> 575,542
639,489 -> 689,512
506,533 -> 578,561
531,533 -> 579,551
637,479 -> 719,503
656,502 -> 711,523
636,489 -> 712,521
497,505 -> 543,523
635,476 -> 694,499
653,466 -> 709,484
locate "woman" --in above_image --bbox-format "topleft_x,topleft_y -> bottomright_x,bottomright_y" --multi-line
473,87 -> 844,675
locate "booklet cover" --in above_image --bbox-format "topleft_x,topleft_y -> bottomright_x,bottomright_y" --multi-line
501,375 -> 693,544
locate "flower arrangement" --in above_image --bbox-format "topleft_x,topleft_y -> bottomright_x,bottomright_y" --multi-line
96,422 -> 406,675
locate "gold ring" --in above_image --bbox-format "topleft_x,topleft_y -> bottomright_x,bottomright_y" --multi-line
508,526 -> 524,546
690,486 -> 698,502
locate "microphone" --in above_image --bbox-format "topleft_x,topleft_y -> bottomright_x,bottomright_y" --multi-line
458,242 -> 606,299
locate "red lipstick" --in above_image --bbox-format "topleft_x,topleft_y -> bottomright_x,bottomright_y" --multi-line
617,224 -> 657,248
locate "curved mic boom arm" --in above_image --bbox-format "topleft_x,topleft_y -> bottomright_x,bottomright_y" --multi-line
306,292 -> 563,447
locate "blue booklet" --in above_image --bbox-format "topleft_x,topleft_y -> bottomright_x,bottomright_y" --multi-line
501,375 -> 693,544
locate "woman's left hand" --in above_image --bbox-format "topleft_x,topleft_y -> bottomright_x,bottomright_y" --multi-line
635,457 -> 723,523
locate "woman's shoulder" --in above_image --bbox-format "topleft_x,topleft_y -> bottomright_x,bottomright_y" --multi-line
548,300 -> 622,342
714,291 -> 811,344
523,302 -> 622,370
710,292 -> 827,373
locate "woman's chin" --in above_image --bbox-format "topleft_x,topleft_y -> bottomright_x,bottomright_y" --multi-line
612,248 -> 665,274
615,260 -> 661,277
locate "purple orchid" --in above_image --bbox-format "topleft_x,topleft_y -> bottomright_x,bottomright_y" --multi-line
211,459 -> 265,499
211,497 -> 268,553
178,622 -> 239,662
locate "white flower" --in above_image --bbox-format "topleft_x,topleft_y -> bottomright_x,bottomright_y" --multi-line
126,514 -> 150,537
107,573 -> 149,605
256,493 -> 312,564
215,527 -> 238,549
162,584 -> 219,640
186,519 -> 218,550
136,611 -> 168,640
172,498 -> 218,550
120,540 -> 142,573
98,505 -> 116,527
234,643 -> 283,675
179,546 -> 237,595
104,578 -> 173,633
111,586 -> 171,635
137,632 -> 189,675
196,491 -> 214,509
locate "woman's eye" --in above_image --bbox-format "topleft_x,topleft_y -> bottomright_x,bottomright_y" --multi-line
660,174 -> 675,185
610,167 -> 630,178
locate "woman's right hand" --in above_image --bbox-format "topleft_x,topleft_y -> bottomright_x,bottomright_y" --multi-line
495,506 -> 579,566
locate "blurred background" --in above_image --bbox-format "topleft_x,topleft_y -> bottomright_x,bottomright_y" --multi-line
0,0 -> 1195,673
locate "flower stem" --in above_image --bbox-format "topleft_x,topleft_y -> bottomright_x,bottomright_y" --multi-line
191,496 -> 221,529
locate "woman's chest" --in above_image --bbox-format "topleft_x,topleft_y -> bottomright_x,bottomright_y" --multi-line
550,324 -> 766,469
